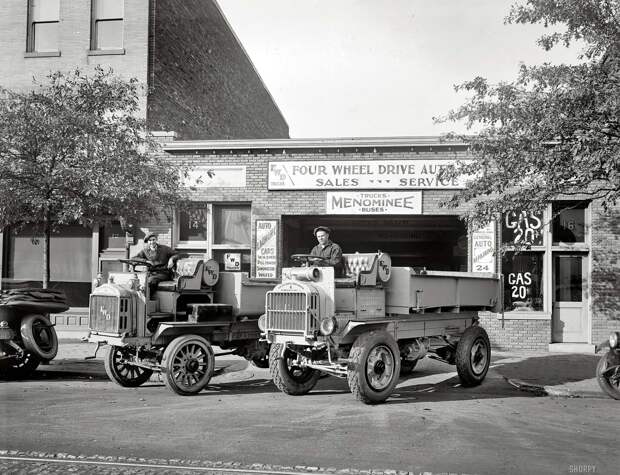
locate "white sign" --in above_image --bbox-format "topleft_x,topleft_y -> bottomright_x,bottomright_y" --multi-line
184,166 -> 246,188
255,220 -> 278,279
224,253 -> 241,271
326,192 -> 422,214
268,160 -> 471,190
471,222 -> 496,273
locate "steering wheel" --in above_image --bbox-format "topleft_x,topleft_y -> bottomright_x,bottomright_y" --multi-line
290,254 -> 330,266
118,258 -> 154,271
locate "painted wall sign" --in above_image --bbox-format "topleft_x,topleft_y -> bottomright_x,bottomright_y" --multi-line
471,222 -> 496,273
184,166 -> 246,188
255,220 -> 278,279
224,253 -> 241,271
502,210 -> 543,246
268,160 -> 471,190
326,192 -> 422,214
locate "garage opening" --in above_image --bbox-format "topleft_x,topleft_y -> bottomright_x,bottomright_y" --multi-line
282,215 -> 468,272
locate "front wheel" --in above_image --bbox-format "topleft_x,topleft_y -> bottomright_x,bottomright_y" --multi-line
161,335 -> 214,395
104,346 -> 153,387
0,351 -> 41,379
456,326 -> 491,387
347,331 -> 401,404
596,354 -> 620,400
20,314 -> 58,361
269,343 -> 320,395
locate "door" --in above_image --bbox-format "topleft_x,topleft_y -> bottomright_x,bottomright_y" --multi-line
552,254 -> 588,342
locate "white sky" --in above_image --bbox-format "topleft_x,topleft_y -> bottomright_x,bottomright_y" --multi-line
217,0 -> 582,138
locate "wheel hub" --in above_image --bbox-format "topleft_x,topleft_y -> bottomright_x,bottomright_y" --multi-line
366,345 -> 394,391
374,360 -> 386,375
185,358 -> 200,373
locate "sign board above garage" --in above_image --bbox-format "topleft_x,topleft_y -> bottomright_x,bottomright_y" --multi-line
326,192 -> 422,214
268,160 -> 471,190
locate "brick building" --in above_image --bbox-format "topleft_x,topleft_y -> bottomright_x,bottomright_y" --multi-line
131,136 -> 616,352
0,0 -> 288,318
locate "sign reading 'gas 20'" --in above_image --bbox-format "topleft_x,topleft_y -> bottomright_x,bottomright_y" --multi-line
502,210 -> 544,246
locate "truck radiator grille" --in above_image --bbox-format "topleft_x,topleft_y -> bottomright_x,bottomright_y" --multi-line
266,291 -> 319,334
89,295 -> 131,334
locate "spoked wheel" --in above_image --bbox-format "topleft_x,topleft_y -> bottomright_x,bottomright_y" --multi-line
347,331 -> 401,404
0,351 -> 41,379
269,343 -> 320,395
104,346 -> 153,387
456,326 -> 491,387
596,354 -> 620,400
161,335 -> 214,395
20,314 -> 58,361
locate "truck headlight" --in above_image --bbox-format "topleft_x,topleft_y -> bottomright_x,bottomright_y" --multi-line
610,332 -> 619,349
319,317 -> 337,336
258,314 -> 267,332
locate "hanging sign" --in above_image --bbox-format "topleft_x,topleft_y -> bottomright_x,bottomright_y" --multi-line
255,220 -> 278,279
326,192 -> 422,214
471,222 -> 496,273
268,160 -> 471,190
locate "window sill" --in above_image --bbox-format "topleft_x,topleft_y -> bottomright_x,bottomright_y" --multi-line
24,51 -> 61,58
88,48 -> 125,56
497,311 -> 551,321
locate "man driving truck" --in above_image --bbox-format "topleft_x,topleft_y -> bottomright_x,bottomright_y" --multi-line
132,233 -> 179,298
310,226 -> 344,277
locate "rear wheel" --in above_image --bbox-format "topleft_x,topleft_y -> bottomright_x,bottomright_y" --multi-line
20,314 -> 58,361
104,346 -> 153,387
161,335 -> 214,395
269,343 -> 320,395
456,326 -> 491,387
347,331 -> 400,404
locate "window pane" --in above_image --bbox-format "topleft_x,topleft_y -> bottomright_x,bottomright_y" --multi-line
502,252 -> 544,311
214,205 -> 251,246
95,0 -> 124,19
553,203 -> 586,243
179,208 -> 207,242
554,256 -> 583,302
34,22 -> 58,52
502,210 -> 544,246
31,0 -> 59,21
96,19 -> 123,49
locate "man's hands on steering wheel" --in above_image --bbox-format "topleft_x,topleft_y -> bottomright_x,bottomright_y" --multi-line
290,254 -> 330,266
118,259 -> 168,272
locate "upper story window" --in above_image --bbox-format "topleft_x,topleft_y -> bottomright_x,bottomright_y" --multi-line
91,0 -> 124,51
552,201 -> 588,244
27,0 -> 60,53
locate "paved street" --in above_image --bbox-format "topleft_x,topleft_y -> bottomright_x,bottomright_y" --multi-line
0,342 -> 617,475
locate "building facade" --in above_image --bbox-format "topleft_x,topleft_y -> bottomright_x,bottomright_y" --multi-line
0,0 -> 289,319
131,136 -> 616,352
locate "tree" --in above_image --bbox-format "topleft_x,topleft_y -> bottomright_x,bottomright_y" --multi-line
438,0 -> 620,226
0,67 -> 187,288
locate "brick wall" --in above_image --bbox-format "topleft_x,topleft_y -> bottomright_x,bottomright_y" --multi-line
148,0 -> 289,139
478,313 -> 551,351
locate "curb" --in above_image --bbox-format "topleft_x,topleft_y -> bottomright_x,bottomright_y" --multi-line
505,377 -> 605,399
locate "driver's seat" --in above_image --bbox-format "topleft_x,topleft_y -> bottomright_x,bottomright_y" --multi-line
157,258 -> 204,292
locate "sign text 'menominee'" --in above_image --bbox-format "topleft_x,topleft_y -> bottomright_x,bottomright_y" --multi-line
268,160 -> 471,190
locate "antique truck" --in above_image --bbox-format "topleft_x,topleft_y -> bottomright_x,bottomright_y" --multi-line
88,257 -> 275,395
260,252 -> 500,404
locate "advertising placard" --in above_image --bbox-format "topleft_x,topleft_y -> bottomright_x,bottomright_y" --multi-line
326,191 -> 422,214
255,220 -> 278,279
224,253 -> 241,271
502,210 -> 544,246
471,222 -> 496,273
268,160 -> 471,190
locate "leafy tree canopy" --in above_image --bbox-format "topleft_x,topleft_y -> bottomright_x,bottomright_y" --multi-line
438,0 -> 620,226
0,67 -> 188,285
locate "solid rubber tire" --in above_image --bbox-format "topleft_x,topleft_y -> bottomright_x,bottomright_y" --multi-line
20,314 -> 58,361
596,354 -> 620,400
269,343 -> 320,395
104,346 -> 153,387
161,335 -> 214,395
347,330 -> 401,404
456,326 -> 491,387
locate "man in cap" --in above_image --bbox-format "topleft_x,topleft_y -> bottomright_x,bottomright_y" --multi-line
310,226 -> 344,276
132,233 -> 179,299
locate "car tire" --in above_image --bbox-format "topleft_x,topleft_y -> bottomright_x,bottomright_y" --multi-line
104,345 -> 153,387
596,354 -> 620,400
20,314 -> 58,361
161,335 -> 214,395
456,326 -> 491,387
269,343 -> 320,395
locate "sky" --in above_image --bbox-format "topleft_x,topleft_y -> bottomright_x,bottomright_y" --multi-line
217,0 -> 582,138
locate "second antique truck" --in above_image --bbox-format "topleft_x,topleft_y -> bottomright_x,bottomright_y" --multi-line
260,252 -> 500,404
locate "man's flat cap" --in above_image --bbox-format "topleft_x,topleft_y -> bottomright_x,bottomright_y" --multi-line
144,233 -> 158,243
313,226 -> 331,236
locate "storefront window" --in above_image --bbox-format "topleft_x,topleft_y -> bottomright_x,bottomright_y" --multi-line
213,205 -> 251,246
552,202 -> 586,244
178,207 -> 207,243
502,252 -> 544,312
502,210 -> 544,246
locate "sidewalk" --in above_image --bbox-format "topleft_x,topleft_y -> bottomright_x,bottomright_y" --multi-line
43,340 -> 606,398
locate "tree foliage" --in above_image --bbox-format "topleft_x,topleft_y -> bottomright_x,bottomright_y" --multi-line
438,0 -> 620,226
0,67 -> 187,286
